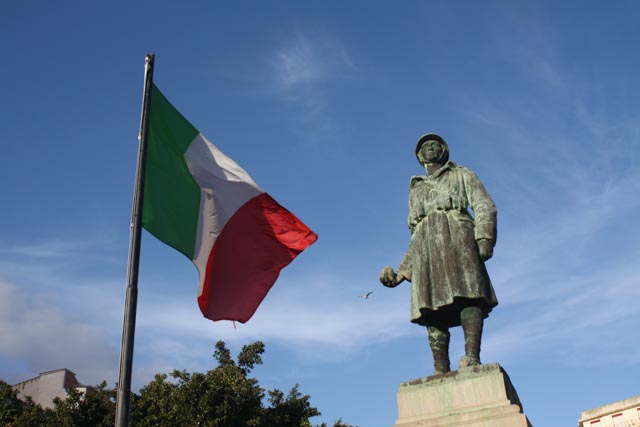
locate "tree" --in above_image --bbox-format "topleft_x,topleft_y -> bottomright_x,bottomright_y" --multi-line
131,340 -> 354,427
0,380 -> 51,426
49,381 -> 115,427
0,380 -> 23,425
262,385 -> 320,427
1,341 -> 355,427
132,341 -> 266,426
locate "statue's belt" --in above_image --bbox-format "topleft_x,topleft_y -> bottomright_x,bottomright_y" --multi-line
410,194 -> 470,232
435,194 -> 467,210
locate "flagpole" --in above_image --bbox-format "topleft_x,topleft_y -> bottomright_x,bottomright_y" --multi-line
115,53 -> 155,427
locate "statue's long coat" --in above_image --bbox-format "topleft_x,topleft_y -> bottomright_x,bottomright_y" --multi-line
398,161 -> 498,328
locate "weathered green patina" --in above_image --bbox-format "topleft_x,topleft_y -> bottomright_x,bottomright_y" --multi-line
381,133 -> 498,375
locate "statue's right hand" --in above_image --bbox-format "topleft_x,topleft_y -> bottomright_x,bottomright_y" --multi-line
380,266 -> 400,288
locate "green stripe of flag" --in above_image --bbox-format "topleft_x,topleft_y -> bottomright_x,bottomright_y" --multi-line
142,84 -> 201,259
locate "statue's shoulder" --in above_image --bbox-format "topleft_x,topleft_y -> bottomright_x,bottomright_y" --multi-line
448,161 -> 465,171
449,162 -> 477,178
409,175 -> 427,189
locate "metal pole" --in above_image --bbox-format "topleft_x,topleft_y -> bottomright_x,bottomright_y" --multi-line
115,53 -> 155,427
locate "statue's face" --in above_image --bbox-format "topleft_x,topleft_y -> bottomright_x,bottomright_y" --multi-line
420,140 -> 446,164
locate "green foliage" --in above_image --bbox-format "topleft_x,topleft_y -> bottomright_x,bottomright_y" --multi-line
0,379 -> 116,427
0,379 -> 24,424
0,342 -> 355,427
235,341 -> 265,374
11,396 -> 53,427
0,380 -> 53,426
318,419 -> 355,427
133,341 -> 267,426
49,381 -> 115,427
262,385 -> 320,427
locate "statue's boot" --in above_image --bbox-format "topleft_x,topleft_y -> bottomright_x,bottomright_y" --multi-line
460,306 -> 483,369
427,325 -> 451,374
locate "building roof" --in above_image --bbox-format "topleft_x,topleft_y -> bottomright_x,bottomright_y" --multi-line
580,394 -> 640,421
12,368 -> 86,389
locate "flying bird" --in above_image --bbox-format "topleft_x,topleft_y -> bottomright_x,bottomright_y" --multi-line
360,291 -> 373,299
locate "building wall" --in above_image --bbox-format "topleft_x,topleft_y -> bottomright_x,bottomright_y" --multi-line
579,395 -> 640,427
13,369 -> 82,409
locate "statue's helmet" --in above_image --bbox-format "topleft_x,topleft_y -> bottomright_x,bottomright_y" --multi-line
415,133 -> 449,165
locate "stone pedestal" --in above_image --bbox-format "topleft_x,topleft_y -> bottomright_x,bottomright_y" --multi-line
392,363 -> 532,427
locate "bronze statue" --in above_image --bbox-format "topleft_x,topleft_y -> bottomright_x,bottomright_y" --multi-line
380,133 -> 498,375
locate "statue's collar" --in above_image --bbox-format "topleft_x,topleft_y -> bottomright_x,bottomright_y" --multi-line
427,161 -> 455,178
410,162 -> 456,187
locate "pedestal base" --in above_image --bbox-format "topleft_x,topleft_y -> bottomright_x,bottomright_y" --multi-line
393,363 -> 532,427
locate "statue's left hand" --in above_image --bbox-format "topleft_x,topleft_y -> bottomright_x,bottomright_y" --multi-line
380,266 -> 400,287
477,239 -> 494,261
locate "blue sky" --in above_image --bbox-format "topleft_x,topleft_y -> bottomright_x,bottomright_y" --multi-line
1,1 -> 639,426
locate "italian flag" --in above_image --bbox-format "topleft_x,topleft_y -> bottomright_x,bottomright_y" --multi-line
142,84 -> 318,323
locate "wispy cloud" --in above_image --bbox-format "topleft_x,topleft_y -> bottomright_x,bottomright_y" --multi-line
0,234 -> 126,385
483,260 -> 640,365
0,281 -> 120,386
95,271 -> 415,389
136,273 -> 412,361
0,235 -> 125,295
0,233 -> 412,389
272,34 -> 353,89
474,118 -> 640,368
0,234 -> 122,262
456,28 -> 640,368
270,34 -> 354,149
7,239 -> 95,259
274,37 -> 323,88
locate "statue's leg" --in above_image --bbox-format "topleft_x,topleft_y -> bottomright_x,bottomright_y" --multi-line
459,305 -> 483,369
427,325 -> 451,374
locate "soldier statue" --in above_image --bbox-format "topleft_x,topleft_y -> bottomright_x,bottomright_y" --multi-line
380,133 -> 498,375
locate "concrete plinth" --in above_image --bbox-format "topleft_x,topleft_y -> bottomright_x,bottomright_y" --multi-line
392,363 -> 532,427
